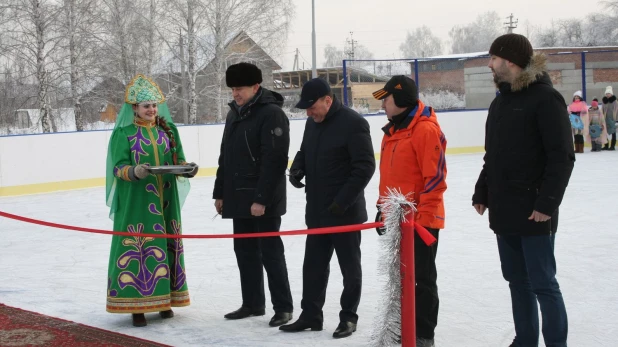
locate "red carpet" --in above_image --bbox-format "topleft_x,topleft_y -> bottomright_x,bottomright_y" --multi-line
0,304 -> 170,347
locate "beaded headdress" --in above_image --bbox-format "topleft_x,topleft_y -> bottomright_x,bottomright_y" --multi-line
124,74 -> 165,105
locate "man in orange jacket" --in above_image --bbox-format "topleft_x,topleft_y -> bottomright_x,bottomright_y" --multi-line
373,75 -> 447,347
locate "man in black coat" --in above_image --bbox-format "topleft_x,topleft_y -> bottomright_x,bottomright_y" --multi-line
279,78 -> 375,338
213,62 -> 293,327
472,34 -> 575,347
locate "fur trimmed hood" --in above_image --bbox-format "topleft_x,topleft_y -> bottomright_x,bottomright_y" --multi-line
602,95 -> 616,104
510,53 -> 548,92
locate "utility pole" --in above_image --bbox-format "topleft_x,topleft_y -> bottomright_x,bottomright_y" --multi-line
504,13 -> 518,33
344,32 -> 357,65
292,48 -> 299,71
311,0 -> 317,78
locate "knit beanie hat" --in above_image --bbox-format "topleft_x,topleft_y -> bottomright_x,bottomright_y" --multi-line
489,33 -> 534,69
573,90 -> 583,100
605,86 -> 613,95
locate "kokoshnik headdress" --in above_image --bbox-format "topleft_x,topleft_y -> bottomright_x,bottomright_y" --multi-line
105,74 -> 190,221
125,74 -> 166,105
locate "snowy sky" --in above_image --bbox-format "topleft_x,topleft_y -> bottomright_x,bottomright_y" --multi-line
280,0 -> 605,70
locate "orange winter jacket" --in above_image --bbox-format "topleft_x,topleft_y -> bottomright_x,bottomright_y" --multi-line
378,101 -> 447,229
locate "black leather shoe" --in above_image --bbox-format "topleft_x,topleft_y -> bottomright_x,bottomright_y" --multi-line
159,309 -> 174,319
332,321 -> 356,338
224,306 -> 265,319
269,312 -> 293,327
279,319 -> 323,332
132,313 -> 147,327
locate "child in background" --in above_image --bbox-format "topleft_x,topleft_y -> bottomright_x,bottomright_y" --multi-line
586,100 -> 608,152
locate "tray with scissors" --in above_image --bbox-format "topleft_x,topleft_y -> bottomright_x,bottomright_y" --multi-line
146,165 -> 194,175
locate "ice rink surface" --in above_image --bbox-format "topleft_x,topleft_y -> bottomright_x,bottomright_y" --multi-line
1,152 -> 617,346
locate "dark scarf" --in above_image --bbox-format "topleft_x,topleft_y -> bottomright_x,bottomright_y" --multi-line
390,106 -> 415,130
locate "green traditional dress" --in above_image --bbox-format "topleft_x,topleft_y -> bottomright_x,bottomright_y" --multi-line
105,75 -> 190,313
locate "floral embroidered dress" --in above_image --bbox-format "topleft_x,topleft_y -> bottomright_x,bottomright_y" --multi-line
106,75 -> 190,314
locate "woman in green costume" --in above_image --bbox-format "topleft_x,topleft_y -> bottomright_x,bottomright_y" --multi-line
105,74 -> 198,327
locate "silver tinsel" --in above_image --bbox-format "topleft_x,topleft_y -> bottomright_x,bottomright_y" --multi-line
371,188 -> 417,347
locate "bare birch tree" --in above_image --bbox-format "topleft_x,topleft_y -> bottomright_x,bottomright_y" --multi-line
449,11 -> 503,54
400,26 -> 442,58
97,0 -> 153,83
0,0 -> 63,133
536,14 -> 618,47
156,0 -> 204,124
57,0 -> 101,131
158,0 -> 293,124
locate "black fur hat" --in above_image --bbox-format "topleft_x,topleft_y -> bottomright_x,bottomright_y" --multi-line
225,62 -> 263,87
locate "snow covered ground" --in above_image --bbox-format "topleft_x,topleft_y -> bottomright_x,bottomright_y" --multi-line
1,152 -> 617,346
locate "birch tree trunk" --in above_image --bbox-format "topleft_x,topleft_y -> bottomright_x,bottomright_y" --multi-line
179,31 -> 189,124
64,0 -> 83,131
147,0 -> 156,74
33,0 -> 53,133
213,0 -> 224,123
186,0 -> 197,124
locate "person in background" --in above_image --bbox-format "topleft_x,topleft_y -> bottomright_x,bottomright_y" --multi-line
586,100 -> 608,152
568,90 -> 588,154
602,86 -> 617,150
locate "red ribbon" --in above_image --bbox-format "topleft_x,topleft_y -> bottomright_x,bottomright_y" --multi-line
0,210 -> 383,239
0,210 -> 437,243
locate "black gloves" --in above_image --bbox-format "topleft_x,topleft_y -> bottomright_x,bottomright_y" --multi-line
375,209 -> 386,236
328,202 -> 345,216
288,169 -> 305,188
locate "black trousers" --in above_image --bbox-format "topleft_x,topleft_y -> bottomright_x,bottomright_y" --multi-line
415,228 -> 440,340
232,217 -> 293,313
299,231 -> 362,324
573,134 -> 584,144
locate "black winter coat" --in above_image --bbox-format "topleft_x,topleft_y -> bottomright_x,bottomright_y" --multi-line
472,54 -> 575,236
290,97 -> 376,228
213,88 -> 290,219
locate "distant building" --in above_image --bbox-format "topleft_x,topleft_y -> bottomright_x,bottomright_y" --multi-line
195,31 -> 282,123
412,46 -> 618,108
272,66 -> 389,112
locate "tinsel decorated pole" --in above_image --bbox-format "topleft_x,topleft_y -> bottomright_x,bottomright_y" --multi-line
372,188 -> 437,347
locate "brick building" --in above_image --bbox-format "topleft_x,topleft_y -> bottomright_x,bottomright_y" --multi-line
413,46 -> 618,108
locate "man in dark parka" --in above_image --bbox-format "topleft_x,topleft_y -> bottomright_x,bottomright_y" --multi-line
213,62 -> 293,327
279,78 -> 375,339
472,34 -> 575,347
